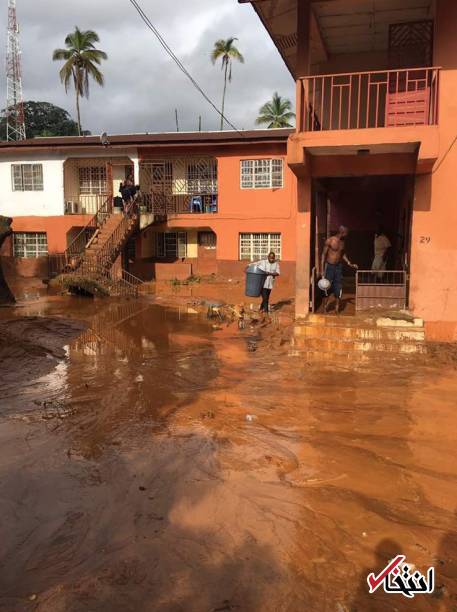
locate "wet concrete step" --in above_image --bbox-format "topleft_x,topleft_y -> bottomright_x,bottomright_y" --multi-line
305,313 -> 424,328
292,335 -> 427,355
294,323 -> 425,342
287,347 -> 418,363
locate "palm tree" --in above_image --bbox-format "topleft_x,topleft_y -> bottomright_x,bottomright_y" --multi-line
256,92 -> 295,128
53,27 -> 107,135
211,38 -> 244,130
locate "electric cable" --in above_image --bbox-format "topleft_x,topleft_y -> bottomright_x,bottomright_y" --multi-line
128,0 -> 246,136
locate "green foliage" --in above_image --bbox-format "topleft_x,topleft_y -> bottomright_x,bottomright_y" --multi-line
0,101 -> 80,140
256,92 -> 295,128
53,27 -> 107,134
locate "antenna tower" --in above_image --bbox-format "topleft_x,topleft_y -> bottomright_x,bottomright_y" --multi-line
6,0 -> 26,141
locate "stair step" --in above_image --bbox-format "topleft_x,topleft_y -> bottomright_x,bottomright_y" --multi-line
306,313 -> 424,327
291,335 -> 426,355
294,324 -> 425,342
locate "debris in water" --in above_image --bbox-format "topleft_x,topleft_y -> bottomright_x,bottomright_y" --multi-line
245,414 -> 258,422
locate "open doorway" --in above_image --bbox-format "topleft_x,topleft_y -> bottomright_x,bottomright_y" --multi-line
310,175 -> 414,315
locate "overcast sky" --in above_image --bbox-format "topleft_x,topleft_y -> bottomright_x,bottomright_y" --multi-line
0,0 -> 294,135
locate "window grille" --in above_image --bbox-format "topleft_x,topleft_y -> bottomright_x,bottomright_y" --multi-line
13,232 -> 48,258
79,166 -> 107,195
141,158 -> 217,195
240,159 -> 284,189
11,164 -> 43,191
239,233 -> 281,261
155,232 -> 187,258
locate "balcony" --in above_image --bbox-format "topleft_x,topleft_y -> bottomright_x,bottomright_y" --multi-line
297,67 -> 440,133
142,192 -> 218,215
139,158 -> 218,218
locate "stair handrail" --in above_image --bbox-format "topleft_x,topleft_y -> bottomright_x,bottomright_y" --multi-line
75,260 -> 141,297
95,200 -> 139,271
63,195 -> 113,270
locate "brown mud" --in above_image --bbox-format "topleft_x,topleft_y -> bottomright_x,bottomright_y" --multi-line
0,287 -> 457,611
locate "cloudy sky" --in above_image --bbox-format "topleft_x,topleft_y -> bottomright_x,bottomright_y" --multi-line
0,0 -> 295,135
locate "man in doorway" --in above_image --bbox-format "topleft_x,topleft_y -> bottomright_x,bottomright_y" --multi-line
256,251 -> 280,313
320,226 -> 358,314
372,226 -> 391,276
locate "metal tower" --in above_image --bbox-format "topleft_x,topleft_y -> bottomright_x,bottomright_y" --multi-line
6,0 -> 26,141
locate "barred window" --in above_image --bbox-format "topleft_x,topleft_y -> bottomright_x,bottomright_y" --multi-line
11,164 -> 43,191
13,232 -> 48,258
155,232 -> 187,258
79,167 -> 107,195
239,233 -> 281,261
186,160 -> 218,194
240,159 -> 284,189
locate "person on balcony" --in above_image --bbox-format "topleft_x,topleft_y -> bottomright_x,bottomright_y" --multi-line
320,226 -> 358,315
256,251 -> 280,314
120,175 -> 139,216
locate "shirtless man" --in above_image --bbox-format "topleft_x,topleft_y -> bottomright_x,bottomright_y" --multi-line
320,225 -> 358,314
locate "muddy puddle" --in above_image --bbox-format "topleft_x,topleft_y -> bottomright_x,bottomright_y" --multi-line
0,295 -> 457,611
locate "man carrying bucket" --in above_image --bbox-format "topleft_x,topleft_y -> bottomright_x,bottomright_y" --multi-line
256,251 -> 280,313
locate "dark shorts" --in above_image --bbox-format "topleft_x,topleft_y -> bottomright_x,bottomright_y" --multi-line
324,262 -> 343,298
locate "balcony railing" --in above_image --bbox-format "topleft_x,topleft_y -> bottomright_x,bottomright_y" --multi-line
141,193 -> 218,215
64,193 -> 108,215
297,67 -> 440,132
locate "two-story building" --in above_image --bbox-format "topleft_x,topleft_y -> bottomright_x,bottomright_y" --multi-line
0,129 -> 297,284
243,0 -> 457,341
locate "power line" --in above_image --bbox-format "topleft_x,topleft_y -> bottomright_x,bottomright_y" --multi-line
128,0 -> 245,136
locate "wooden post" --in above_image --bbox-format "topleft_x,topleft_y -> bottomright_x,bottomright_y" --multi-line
297,0 -> 311,78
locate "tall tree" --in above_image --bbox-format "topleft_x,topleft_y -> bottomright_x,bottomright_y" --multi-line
0,101 -> 80,139
52,27 -> 107,135
211,38 -> 244,130
256,92 -> 295,128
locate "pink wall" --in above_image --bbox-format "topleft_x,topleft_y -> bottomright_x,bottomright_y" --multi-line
164,144 -> 297,262
409,0 -> 457,340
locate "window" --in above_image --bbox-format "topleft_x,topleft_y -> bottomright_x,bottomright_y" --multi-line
13,232 -> 48,258
239,233 -> 281,261
79,167 -> 107,195
11,164 -> 43,191
186,160 -> 217,194
156,232 -> 187,258
240,159 -> 283,189
198,231 -> 217,248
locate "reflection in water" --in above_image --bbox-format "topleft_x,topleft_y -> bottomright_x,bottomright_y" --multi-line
0,296 -> 456,611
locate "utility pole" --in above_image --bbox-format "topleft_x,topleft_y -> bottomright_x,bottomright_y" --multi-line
6,0 -> 26,141
175,108 -> 179,132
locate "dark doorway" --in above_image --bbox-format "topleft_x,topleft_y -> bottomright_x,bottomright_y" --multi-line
310,175 -> 414,315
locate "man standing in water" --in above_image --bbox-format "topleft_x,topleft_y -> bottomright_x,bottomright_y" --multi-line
320,226 -> 358,314
256,251 -> 280,313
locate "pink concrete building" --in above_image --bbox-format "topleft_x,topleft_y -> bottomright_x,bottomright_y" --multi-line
244,0 -> 457,341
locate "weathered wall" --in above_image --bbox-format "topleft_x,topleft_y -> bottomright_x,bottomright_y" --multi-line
409,0 -> 457,341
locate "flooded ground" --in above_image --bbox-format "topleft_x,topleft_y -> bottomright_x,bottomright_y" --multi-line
0,292 -> 457,611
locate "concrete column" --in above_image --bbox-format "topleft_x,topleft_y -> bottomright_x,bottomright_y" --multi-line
295,175 -> 312,319
132,157 -> 140,185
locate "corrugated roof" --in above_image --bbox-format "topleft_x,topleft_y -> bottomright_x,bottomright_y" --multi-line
0,128 -> 293,152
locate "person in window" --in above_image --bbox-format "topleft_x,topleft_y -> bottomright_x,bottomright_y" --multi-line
255,251 -> 280,314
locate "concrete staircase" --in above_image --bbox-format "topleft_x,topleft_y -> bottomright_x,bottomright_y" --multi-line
51,198 -> 142,298
290,313 -> 426,363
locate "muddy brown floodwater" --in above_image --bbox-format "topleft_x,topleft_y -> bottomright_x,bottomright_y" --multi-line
0,294 -> 457,612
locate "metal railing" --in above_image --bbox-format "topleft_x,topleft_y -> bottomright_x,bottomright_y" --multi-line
65,261 -> 142,298
297,66 -> 440,132
62,195 -> 113,271
141,192 -> 218,215
64,194 -> 108,215
356,270 -> 407,311
94,201 -> 139,271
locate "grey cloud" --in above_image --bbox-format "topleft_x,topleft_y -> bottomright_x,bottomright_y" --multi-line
1,0 -> 294,135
